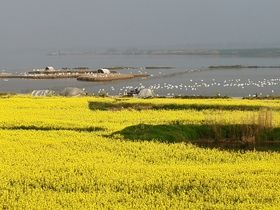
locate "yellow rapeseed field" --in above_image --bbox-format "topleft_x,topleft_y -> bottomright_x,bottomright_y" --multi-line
0,95 -> 280,209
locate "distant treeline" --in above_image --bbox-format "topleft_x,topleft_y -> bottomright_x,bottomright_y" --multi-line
103,48 -> 280,57
48,48 -> 280,57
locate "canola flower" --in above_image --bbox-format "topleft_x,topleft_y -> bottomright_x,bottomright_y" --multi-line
0,96 -> 279,209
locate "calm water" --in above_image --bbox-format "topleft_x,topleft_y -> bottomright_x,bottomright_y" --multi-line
1,51 -> 280,97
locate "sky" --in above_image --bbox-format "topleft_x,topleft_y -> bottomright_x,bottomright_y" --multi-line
1,0 -> 280,51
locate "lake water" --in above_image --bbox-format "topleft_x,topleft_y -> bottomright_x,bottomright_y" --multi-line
1,51 -> 280,97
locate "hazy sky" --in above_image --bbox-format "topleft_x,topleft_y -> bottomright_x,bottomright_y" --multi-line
1,0 -> 280,51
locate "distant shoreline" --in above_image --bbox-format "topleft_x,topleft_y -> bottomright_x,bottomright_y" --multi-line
47,48 -> 280,57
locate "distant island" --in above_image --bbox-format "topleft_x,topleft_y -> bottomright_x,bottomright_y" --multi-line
48,48 -> 280,57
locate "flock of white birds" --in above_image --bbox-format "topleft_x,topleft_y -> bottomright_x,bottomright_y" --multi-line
92,67 -> 280,97
96,77 -> 280,97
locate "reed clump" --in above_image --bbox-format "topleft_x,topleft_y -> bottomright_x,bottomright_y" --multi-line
208,107 -> 273,146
